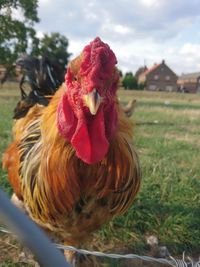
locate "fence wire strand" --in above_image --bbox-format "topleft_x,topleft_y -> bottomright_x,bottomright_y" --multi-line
0,226 -> 200,267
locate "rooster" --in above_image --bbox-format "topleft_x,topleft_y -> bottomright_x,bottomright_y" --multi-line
3,37 -> 141,265
121,98 -> 137,117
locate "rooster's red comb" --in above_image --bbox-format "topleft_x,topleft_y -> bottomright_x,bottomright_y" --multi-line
80,37 -> 118,80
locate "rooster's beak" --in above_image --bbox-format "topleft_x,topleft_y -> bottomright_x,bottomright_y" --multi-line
83,89 -> 102,115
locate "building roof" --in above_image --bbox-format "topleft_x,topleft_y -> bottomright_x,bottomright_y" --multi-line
179,72 -> 200,80
144,63 -> 161,75
138,60 -> 177,83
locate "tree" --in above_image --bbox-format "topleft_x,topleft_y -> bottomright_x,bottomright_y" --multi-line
35,33 -> 71,71
135,66 -> 147,80
138,82 -> 146,90
0,0 -> 39,67
122,72 -> 138,90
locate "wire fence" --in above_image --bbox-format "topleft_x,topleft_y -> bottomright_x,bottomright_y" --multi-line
1,226 -> 200,267
0,189 -> 200,267
0,189 -> 71,267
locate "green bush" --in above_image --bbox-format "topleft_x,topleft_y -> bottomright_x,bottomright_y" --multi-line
122,72 -> 137,90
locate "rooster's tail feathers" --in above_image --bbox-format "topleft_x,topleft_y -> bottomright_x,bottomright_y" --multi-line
14,55 -> 64,119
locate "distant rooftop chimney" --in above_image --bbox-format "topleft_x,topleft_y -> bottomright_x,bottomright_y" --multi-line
162,59 -> 165,64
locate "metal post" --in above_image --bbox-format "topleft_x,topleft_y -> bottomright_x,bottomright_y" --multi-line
0,188 -> 71,267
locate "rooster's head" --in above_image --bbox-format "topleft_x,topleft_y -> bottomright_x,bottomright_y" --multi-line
57,37 -> 120,164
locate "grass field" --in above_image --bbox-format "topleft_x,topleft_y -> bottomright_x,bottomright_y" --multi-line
0,83 -> 200,265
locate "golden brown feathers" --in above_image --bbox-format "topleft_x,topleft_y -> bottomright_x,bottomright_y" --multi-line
3,39 -> 141,267
3,83 -> 140,247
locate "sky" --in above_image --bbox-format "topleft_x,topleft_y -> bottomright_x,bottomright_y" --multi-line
35,0 -> 200,75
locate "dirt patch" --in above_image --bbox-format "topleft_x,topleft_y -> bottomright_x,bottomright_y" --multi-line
0,233 -> 38,266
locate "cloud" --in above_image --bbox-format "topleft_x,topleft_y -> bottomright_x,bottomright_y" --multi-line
180,43 -> 200,56
35,0 -> 200,75
36,0 -> 200,42
140,0 -> 160,8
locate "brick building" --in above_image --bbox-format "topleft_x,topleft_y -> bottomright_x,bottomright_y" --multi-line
138,60 -> 178,92
177,72 -> 200,93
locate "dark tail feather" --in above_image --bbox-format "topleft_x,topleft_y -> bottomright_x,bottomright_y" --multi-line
14,55 -> 65,119
16,55 -> 64,96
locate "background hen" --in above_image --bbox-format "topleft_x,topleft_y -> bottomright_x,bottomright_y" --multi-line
3,37 -> 141,265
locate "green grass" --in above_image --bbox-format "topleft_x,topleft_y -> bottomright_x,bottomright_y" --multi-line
0,85 -> 18,195
100,89 -> 200,255
1,84 -> 200,264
